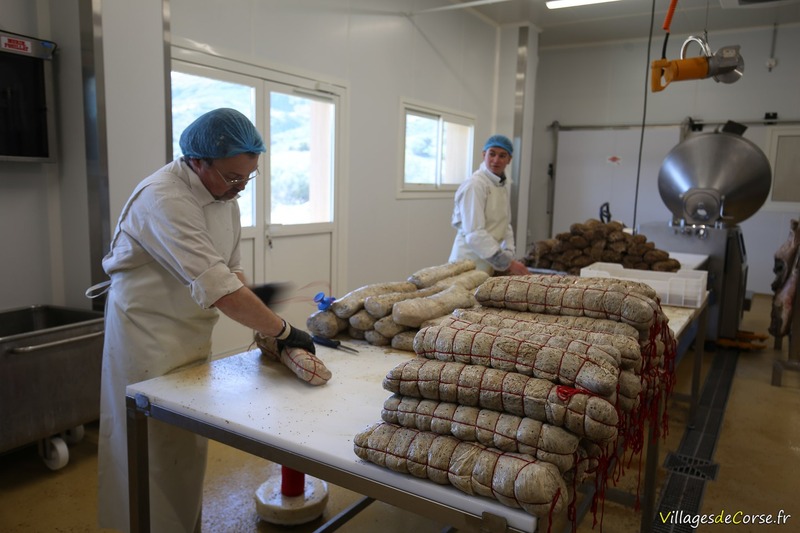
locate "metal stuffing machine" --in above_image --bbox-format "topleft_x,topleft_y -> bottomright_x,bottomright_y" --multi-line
639,122 -> 772,341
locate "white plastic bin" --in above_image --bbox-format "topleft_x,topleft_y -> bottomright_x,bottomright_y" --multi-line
580,262 -> 707,308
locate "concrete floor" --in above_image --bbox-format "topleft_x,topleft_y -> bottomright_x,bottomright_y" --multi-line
1,294 -> 798,533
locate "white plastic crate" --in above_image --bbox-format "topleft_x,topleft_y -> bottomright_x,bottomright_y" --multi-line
580,262 -> 707,308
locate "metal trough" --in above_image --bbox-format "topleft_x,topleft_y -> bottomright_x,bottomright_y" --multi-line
0,305 -> 104,469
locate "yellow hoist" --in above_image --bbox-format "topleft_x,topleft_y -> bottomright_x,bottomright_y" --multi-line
650,0 -> 744,92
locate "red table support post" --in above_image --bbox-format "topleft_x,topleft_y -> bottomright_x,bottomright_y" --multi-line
281,466 -> 305,497
255,464 -> 329,525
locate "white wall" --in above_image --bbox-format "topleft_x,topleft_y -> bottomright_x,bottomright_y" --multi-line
49,0 -> 91,308
102,0 -> 168,228
7,0 -> 793,312
0,0 -> 513,309
529,25 -> 800,294
0,0 -> 166,310
169,0 -> 504,290
1,2 -> 58,309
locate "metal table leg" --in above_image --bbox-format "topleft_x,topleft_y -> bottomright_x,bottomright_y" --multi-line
689,305 -> 708,428
127,393 -> 151,533
639,395 -> 661,533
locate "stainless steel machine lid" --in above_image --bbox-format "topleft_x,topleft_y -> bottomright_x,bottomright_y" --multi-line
658,130 -> 772,225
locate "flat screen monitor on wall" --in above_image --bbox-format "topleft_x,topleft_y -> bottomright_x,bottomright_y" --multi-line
0,30 -> 57,163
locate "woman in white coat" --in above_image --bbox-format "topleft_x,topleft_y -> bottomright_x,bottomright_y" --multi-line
449,134 -> 529,276
95,108 -> 316,532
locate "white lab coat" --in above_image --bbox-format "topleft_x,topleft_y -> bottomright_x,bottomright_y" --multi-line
96,159 -> 243,532
449,162 -> 516,274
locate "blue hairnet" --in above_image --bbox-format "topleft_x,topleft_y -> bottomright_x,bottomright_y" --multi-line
179,108 -> 266,159
483,134 -> 513,156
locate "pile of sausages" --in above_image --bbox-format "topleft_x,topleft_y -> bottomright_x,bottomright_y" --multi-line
306,260 -> 489,349
353,270 -> 677,525
524,219 -> 681,275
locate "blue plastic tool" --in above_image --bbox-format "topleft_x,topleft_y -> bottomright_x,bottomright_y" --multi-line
314,292 -> 336,311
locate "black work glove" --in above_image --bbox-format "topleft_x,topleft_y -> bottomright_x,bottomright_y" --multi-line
276,321 -> 316,354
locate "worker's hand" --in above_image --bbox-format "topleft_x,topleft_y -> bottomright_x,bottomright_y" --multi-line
507,259 -> 529,276
276,322 -> 316,354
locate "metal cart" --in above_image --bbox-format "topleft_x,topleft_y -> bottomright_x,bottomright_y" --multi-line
0,305 -> 104,469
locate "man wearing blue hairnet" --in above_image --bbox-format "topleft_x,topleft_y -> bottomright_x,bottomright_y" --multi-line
95,108 -> 315,532
449,134 -> 529,276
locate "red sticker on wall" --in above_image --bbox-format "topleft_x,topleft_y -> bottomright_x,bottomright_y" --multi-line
1,36 -> 32,54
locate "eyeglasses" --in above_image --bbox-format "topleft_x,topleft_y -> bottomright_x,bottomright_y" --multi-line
212,165 -> 259,186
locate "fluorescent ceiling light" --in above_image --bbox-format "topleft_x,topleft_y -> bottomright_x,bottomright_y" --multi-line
414,0 -> 512,15
546,0 -> 621,9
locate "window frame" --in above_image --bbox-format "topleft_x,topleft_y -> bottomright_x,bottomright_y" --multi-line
763,126 -> 800,212
170,62 -> 263,228
397,98 -> 475,200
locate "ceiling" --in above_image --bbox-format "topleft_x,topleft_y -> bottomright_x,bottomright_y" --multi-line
423,0 -> 800,47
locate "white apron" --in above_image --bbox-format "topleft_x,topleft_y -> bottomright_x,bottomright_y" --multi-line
96,174 -> 237,532
97,262 -> 216,532
450,182 -> 511,274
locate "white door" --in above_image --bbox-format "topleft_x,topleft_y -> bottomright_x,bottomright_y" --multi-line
263,86 -> 338,329
171,62 -> 340,357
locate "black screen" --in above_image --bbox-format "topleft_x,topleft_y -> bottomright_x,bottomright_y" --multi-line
0,51 -> 49,159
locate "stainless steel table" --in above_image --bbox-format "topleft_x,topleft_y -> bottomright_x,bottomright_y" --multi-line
126,343 -> 538,533
125,299 -> 707,533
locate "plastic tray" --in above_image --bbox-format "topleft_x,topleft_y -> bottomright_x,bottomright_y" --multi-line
580,262 -> 707,308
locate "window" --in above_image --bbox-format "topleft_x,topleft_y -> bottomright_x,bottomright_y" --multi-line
400,100 -> 474,197
171,70 -> 258,226
764,126 -> 800,211
269,91 -> 335,225
171,69 -> 337,229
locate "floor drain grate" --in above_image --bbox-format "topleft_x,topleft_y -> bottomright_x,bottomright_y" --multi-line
655,473 -> 706,529
664,453 -> 719,481
653,349 -> 739,532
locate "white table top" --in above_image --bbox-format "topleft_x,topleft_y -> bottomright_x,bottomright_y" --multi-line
126,305 -> 699,532
662,304 -> 697,339
127,343 -> 540,532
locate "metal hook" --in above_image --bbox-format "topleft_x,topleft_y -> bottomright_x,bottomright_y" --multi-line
680,35 -> 712,59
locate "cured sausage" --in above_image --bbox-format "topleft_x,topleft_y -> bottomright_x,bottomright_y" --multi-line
392,284 -> 476,328
381,394 -> 579,473
353,422 -> 568,517
383,358 -> 618,443
255,333 -> 331,386
451,308 -> 642,373
331,281 -> 418,319
414,320 -> 620,396
306,309 -> 348,338
407,259 -> 476,288
474,275 -> 660,331
364,285 -> 444,319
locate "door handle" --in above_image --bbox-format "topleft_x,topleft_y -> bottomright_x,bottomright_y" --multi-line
265,225 -> 284,249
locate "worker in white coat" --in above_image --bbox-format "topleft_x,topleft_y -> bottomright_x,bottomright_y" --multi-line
94,108 -> 316,532
449,134 -> 529,276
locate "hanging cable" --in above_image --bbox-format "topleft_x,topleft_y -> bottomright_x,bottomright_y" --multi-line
660,0 -> 679,59
632,0 -> 659,233
663,0 -> 679,32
